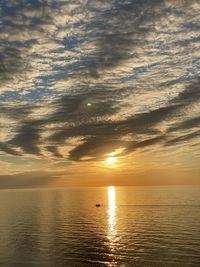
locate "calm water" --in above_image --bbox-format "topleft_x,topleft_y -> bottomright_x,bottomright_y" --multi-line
0,186 -> 200,267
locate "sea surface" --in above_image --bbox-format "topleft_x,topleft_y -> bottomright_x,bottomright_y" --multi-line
0,186 -> 200,267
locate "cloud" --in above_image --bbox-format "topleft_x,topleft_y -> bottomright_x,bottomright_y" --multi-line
84,0 -> 166,74
0,102 -> 33,120
45,145 -> 62,158
171,78 -> 200,105
9,120 -> 43,155
49,89 -> 120,124
64,78 -> 200,160
124,135 -> 166,155
0,77 -> 199,160
0,46 -> 26,84
165,130 -> 200,147
81,0 -> 197,80
69,137 -> 127,161
0,0 -> 52,87
168,116 -> 200,133
0,142 -> 21,156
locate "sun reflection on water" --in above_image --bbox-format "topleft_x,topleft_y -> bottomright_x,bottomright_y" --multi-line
107,186 -> 117,245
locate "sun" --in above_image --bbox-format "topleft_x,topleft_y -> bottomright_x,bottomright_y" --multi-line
105,156 -> 117,166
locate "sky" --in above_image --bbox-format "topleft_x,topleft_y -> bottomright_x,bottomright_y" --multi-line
0,0 -> 200,188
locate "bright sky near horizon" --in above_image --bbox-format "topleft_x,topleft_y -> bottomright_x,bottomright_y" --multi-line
0,0 -> 200,188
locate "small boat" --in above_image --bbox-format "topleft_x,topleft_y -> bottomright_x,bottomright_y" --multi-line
96,204 -> 101,207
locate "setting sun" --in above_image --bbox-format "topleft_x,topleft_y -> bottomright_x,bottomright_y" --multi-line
105,156 -> 117,166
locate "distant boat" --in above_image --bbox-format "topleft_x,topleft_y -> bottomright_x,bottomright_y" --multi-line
96,204 -> 101,207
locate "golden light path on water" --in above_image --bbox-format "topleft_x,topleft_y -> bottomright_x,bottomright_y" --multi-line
107,186 -> 117,248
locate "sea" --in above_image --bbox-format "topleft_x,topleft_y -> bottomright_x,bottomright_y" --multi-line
0,186 -> 200,267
